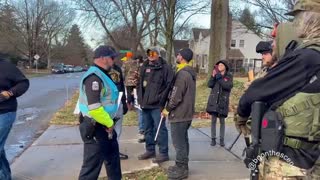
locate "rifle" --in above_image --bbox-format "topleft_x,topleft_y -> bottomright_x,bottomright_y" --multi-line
243,101 -> 267,180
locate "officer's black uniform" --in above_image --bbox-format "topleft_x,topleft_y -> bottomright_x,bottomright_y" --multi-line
78,64 -> 122,180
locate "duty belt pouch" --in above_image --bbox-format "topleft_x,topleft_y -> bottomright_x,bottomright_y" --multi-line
261,110 -> 285,152
79,117 -> 96,142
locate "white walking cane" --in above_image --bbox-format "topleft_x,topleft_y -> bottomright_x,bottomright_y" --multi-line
154,116 -> 165,142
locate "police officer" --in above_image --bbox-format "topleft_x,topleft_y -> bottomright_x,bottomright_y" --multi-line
78,45 -> 122,180
235,0 -> 320,179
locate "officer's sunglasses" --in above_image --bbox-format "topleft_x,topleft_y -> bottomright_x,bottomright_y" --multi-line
147,51 -> 158,57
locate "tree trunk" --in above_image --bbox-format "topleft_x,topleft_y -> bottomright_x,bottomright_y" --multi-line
165,0 -> 176,65
208,0 -> 229,80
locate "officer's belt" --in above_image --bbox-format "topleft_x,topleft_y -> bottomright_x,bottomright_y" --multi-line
278,95 -> 320,117
283,136 -> 319,150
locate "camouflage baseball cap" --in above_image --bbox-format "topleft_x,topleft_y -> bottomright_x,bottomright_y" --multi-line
285,0 -> 320,16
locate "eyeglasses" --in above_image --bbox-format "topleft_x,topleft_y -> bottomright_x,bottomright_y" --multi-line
148,51 -> 158,57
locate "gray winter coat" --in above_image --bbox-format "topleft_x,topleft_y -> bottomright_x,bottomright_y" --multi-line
166,66 -> 197,122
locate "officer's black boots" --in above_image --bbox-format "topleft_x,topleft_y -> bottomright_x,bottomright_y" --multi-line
220,138 -> 225,147
211,138 -> 216,146
167,165 -> 188,180
138,151 -> 156,160
152,154 -> 169,163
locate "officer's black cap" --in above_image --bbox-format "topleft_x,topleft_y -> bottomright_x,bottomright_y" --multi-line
94,45 -> 119,59
256,41 -> 273,54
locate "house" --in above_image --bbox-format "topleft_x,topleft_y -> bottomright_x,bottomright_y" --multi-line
189,20 -> 264,74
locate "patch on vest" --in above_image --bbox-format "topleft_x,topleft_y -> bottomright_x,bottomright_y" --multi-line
92,81 -> 99,91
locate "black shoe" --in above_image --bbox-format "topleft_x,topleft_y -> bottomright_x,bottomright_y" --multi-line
220,139 -> 225,147
168,165 -> 188,180
119,152 -> 128,160
152,154 -> 169,163
138,151 -> 156,160
168,164 -> 189,173
211,139 -> 216,146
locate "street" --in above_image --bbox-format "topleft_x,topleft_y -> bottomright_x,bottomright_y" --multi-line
5,72 -> 83,163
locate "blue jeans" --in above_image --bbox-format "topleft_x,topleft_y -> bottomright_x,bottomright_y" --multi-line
143,109 -> 168,155
138,109 -> 144,133
0,112 -> 16,180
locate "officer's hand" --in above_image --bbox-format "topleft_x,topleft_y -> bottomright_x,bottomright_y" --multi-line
161,109 -> 169,117
106,126 -> 113,134
123,103 -> 128,115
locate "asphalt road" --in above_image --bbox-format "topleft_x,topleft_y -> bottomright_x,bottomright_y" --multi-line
5,72 -> 83,163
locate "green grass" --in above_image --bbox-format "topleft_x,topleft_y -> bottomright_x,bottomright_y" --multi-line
99,167 -> 167,180
50,92 -> 79,125
24,69 -> 50,78
123,110 -> 139,126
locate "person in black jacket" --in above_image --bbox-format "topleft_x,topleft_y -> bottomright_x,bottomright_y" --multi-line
0,58 -> 29,180
137,47 -> 174,163
206,60 -> 233,147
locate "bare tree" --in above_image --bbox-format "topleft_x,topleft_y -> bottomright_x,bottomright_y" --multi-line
208,0 -> 229,79
42,1 -> 75,68
156,0 -> 210,64
76,0 -> 155,54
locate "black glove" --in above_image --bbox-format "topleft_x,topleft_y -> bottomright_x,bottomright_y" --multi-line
123,103 -> 128,115
215,73 -> 222,80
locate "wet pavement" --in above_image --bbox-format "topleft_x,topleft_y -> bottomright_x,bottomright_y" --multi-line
6,72 -> 83,163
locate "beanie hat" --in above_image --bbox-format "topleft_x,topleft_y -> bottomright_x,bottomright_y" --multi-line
178,48 -> 193,62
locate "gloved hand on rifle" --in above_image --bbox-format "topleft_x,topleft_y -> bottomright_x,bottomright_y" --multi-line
234,113 -> 251,136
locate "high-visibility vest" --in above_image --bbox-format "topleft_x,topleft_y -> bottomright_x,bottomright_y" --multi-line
78,66 -> 119,118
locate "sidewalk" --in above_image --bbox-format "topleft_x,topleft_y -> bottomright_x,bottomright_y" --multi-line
11,124 -> 249,180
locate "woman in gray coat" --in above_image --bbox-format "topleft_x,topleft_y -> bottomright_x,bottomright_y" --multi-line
206,60 -> 233,146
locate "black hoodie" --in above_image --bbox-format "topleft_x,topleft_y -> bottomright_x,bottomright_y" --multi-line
0,59 -> 29,114
166,66 -> 197,122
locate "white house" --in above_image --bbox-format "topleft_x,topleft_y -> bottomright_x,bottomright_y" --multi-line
189,20 -> 265,73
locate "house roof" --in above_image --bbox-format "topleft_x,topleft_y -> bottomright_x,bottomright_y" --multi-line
228,49 -> 244,59
173,40 -> 189,55
192,28 -> 210,41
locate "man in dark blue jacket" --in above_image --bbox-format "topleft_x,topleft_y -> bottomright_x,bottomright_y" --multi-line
0,58 -> 29,180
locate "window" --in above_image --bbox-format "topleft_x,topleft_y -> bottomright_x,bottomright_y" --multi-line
202,55 -> 208,68
231,40 -> 236,47
240,40 -> 245,47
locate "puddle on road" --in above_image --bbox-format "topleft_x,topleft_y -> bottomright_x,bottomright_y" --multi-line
15,107 -> 41,125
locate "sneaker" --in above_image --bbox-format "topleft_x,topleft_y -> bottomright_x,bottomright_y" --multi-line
211,139 -> 216,146
119,152 -> 128,160
152,154 -> 169,163
138,151 -> 156,160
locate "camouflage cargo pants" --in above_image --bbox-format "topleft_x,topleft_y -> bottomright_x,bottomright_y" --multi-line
310,158 -> 320,180
260,157 -> 311,180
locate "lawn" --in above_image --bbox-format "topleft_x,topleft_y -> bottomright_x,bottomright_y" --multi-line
49,76 -> 246,127
50,92 -> 79,125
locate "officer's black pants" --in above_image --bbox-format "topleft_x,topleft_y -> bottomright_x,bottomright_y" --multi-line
79,119 -> 122,180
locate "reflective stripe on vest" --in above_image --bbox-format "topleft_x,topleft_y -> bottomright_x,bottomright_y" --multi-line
78,66 -> 119,118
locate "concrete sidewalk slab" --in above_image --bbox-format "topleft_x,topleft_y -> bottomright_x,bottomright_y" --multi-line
12,125 -> 249,180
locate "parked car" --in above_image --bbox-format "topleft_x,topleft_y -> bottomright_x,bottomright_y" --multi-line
51,65 -> 65,74
64,65 -> 74,73
74,66 -> 83,72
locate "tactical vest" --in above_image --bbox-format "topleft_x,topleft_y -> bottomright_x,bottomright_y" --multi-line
276,42 -> 320,149
79,66 -> 119,118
